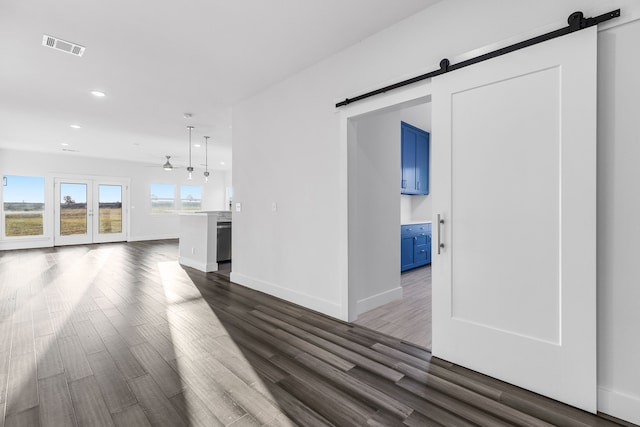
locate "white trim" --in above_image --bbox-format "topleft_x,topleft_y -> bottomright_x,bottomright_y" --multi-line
0,237 -> 52,251
356,287 -> 403,317
230,272 -> 342,319
127,234 -> 178,242
178,257 -> 218,272
598,386 -> 640,425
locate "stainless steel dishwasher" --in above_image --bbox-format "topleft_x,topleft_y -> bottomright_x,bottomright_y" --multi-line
216,221 -> 232,262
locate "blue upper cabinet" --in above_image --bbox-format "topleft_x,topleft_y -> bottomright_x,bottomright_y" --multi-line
401,121 -> 430,195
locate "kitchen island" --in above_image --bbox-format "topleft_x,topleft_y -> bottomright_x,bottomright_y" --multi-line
179,210 -> 231,272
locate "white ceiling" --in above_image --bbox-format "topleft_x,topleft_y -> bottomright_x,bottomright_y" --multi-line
0,0 -> 439,171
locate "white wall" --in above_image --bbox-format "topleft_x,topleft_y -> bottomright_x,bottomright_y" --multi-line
0,149 -> 229,250
348,108 -> 402,317
232,0 -> 640,422
596,19 -> 640,424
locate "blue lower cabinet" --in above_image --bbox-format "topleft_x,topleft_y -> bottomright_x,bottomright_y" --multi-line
401,236 -> 416,271
401,223 -> 432,272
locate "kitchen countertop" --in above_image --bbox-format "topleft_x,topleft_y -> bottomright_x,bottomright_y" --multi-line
179,210 -> 232,221
401,220 -> 432,225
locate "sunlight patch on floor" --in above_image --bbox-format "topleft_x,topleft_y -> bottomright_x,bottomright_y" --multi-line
156,260 -> 285,425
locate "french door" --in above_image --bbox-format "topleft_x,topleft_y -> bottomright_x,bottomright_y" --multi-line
431,27 -> 597,411
54,177 -> 128,245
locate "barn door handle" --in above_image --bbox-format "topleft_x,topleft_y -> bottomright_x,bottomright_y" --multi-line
437,214 -> 445,254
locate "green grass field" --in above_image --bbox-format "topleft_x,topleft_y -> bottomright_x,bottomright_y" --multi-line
59,208 -> 88,235
5,208 -> 122,237
98,208 -> 122,234
5,213 -> 44,236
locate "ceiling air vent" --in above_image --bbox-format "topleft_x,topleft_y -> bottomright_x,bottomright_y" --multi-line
42,34 -> 85,57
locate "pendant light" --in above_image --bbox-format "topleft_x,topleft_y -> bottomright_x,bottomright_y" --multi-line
186,125 -> 194,180
203,136 -> 210,183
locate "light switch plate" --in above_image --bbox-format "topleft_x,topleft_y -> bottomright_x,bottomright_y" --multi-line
235,202 -> 242,212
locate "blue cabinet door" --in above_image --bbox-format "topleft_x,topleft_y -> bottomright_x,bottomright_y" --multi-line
401,126 -> 416,193
401,122 -> 430,195
401,235 -> 415,271
416,131 -> 430,195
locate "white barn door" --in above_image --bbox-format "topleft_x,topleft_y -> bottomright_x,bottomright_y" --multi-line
431,27 -> 597,411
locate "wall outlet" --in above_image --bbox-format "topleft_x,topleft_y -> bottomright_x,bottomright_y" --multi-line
235,202 -> 242,212
191,247 -> 195,255
272,202 -> 277,212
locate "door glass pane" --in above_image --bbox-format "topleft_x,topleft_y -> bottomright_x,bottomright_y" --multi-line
60,183 -> 87,235
99,185 -> 122,234
3,175 -> 45,237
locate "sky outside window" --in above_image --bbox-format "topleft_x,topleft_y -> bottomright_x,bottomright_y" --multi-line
3,176 -> 45,203
60,183 -> 87,204
180,185 -> 202,200
99,185 -> 122,203
151,183 -> 174,199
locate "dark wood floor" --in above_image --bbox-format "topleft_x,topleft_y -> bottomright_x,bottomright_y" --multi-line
0,240 -> 634,426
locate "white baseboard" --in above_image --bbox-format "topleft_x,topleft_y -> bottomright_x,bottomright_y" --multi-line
127,234 -> 178,242
230,272 -> 342,319
178,256 -> 218,272
356,286 -> 403,317
598,386 -> 640,425
0,237 -> 52,251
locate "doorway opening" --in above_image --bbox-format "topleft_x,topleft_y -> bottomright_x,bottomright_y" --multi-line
347,96 -> 433,350
54,176 -> 129,246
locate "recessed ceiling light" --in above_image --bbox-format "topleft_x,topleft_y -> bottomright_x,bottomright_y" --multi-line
61,142 -> 69,146
220,161 -> 225,165
90,90 -> 106,97
194,144 -> 201,148
70,124 -> 81,129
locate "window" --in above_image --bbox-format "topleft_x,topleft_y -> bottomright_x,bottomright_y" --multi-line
180,185 -> 202,211
3,175 -> 46,237
150,183 -> 175,214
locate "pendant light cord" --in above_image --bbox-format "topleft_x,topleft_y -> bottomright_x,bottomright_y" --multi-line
188,126 -> 193,169
204,136 -> 209,173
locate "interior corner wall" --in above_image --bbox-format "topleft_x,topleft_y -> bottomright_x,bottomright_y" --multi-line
0,149 -> 229,248
348,111 -> 401,320
231,0 -> 640,422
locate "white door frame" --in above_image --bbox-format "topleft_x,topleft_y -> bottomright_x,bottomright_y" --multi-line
339,83 -> 433,322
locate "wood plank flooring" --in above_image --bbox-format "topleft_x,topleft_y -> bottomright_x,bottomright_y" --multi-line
0,240 -> 635,426
355,265 -> 432,349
